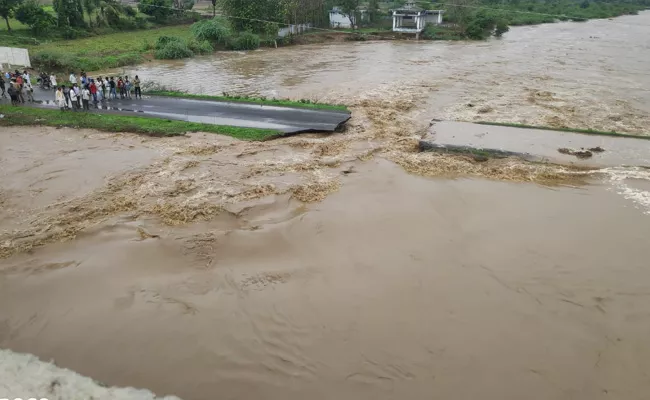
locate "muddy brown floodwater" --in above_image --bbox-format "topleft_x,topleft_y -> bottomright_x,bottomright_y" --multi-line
3,13 -> 650,400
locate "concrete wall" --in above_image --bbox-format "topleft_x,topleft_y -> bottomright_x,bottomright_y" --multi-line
278,23 -> 313,37
424,13 -> 443,25
0,47 -> 31,68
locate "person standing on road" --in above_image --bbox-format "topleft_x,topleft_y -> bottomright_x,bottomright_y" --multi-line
15,74 -> 24,103
109,77 -> 117,99
69,72 -> 77,85
97,77 -> 104,101
133,75 -> 141,99
62,85 -> 71,109
117,77 -> 124,99
89,80 -> 98,107
125,77 -> 132,99
22,70 -> 31,86
50,73 -> 57,88
55,86 -> 66,111
74,84 -> 81,109
81,85 -> 91,110
7,81 -> 19,105
69,85 -> 79,111
25,81 -> 34,102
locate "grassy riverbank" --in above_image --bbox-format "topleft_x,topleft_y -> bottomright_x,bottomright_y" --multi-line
15,25 -> 195,73
0,105 -> 279,140
475,121 -> 650,140
145,90 -> 350,112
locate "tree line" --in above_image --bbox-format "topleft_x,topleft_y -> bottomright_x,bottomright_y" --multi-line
0,0 -> 196,37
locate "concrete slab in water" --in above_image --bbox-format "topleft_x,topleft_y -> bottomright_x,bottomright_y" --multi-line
426,121 -> 650,167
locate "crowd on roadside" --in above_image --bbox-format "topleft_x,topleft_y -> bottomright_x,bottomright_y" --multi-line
0,70 -> 36,106
1,69 -> 143,111
54,71 -> 143,111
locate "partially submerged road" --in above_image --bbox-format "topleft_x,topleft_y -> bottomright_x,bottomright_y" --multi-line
29,88 -> 351,134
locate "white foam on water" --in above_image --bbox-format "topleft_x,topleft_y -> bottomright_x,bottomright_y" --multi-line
600,166 -> 650,215
0,349 -> 182,400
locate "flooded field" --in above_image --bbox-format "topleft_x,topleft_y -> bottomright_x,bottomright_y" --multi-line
3,13 -> 650,400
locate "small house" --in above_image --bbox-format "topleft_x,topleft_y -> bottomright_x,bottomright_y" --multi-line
392,1 -> 443,37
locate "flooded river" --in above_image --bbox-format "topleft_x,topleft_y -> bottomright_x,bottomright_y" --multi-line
119,12 -> 650,134
2,13 -> 650,400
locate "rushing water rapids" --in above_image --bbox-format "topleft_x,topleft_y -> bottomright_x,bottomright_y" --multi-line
2,13 -> 650,400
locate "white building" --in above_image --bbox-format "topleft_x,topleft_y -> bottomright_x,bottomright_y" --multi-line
329,7 -> 368,29
392,1 -> 443,36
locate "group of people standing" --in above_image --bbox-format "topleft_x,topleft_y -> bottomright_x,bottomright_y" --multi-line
0,70 -> 36,105
55,71 -> 142,111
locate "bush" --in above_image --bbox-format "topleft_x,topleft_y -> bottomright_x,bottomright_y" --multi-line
154,40 -> 194,59
134,15 -> 149,29
190,17 -> 232,44
123,5 -> 137,17
422,24 -> 464,40
187,39 -> 213,54
155,35 -> 183,49
495,20 -> 509,37
227,31 -> 260,51
139,0 -> 173,22
61,27 -> 91,39
116,16 -> 137,30
32,50 -> 77,71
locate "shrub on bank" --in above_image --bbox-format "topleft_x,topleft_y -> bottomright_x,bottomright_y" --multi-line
154,36 -> 195,59
190,17 -> 232,44
422,25 -> 464,40
187,39 -> 214,54
227,31 -> 260,51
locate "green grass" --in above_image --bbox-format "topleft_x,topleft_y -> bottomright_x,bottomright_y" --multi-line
0,105 -> 280,140
22,25 -> 194,72
475,121 -> 650,140
29,25 -> 193,55
145,90 -> 350,112
0,18 -> 30,31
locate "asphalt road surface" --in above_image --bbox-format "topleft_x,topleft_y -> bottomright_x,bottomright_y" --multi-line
28,87 -> 351,134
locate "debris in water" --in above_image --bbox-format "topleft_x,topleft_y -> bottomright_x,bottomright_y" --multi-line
589,146 -> 605,153
558,147 -> 593,159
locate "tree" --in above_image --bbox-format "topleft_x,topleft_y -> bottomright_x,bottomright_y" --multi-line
53,0 -> 86,28
447,0 -> 477,29
368,0 -> 379,23
219,0 -> 283,33
15,0 -> 56,35
0,0 -> 23,31
139,0 -> 173,21
81,0 -> 99,27
338,0 -> 360,29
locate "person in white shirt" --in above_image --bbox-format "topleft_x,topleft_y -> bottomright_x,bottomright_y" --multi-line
50,74 -> 57,87
69,72 -> 77,85
81,85 -> 91,110
22,70 -> 31,86
69,85 -> 79,111
73,84 -> 81,108
55,86 -> 66,110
